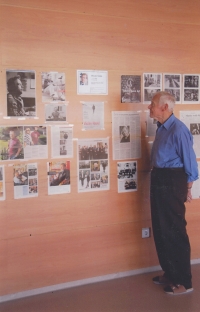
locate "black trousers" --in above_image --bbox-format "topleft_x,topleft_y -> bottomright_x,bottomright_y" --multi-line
150,167 -> 192,288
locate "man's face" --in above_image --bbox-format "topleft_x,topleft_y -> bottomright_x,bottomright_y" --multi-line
9,131 -> 16,139
61,164 -> 65,171
148,95 -> 163,120
14,79 -> 23,95
81,74 -> 87,83
123,127 -> 129,137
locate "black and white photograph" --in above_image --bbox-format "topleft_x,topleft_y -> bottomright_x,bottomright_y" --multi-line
45,103 -> 67,122
163,74 -> 181,103
183,74 -> 199,104
121,75 -> 141,103
119,126 -> 130,143
190,123 -> 200,135
117,161 -> 137,193
143,73 -> 162,104
184,89 -> 199,103
164,74 -> 181,88
41,72 -> 66,102
184,75 -> 199,88
79,170 -> 91,189
6,70 -> 36,117
78,138 -> 109,192
144,73 -> 161,88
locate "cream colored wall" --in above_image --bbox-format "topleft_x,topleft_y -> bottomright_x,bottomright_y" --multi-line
0,0 -> 200,296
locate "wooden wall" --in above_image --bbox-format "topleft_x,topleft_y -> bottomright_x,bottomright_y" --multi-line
0,0 -> 200,296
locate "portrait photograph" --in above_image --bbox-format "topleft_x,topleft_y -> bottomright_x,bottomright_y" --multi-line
6,70 -> 36,117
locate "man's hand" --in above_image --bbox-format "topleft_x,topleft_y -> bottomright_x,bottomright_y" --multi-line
186,189 -> 192,203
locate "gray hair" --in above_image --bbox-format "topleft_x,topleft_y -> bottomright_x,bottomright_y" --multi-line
157,91 -> 175,112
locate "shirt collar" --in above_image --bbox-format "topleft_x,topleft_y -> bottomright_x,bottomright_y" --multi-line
157,113 -> 174,130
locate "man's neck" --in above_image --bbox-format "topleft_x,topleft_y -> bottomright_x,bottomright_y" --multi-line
158,112 -> 173,124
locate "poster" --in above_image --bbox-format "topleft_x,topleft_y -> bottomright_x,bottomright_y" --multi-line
6,69 -> 36,117
77,70 -> 108,95
41,71 -> 66,102
163,74 -> 181,104
78,138 -> 109,192
51,125 -> 73,158
183,74 -> 199,104
82,102 -> 104,130
48,161 -> 70,195
0,126 -> 48,161
0,166 -> 5,201
143,73 -> 162,104
117,161 -> 137,193
180,110 -> 200,157
112,111 -> 141,160
13,163 -> 38,199
121,75 -> 141,103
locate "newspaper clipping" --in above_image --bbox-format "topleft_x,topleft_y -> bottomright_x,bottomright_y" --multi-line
143,73 -> 162,104
117,161 -> 137,193
163,74 -> 181,104
51,126 -> 73,158
24,126 -> 48,159
0,166 -> 5,201
77,70 -> 108,95
192,161 -> 200,199
45,103 -> 67,122
121,75 -> 141,103
48,161 -> 70,195
112,111 -> 141,160
78,138 -> 109,192
183,74 -> 199,104
41,72 -> 66,102
13,163 -> 38,199
180,110 -> 200,157
0,126 -> 48,161
146,111 -> 157,137
6,69 -> 36,117
82,102 -> 104,130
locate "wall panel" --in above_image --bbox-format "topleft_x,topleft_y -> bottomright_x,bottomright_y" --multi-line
0,0 -> 200,296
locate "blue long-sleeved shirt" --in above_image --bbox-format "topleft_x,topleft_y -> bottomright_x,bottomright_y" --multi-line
151,114 -> 199,182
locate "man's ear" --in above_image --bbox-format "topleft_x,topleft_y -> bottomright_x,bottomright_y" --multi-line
162,103 -> 168,111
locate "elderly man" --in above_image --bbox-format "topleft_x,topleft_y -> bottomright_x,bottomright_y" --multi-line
148,91 -> 198,295
7,75 -> 26,116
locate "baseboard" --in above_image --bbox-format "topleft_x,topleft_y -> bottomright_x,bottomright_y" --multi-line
1,259 -> 200,303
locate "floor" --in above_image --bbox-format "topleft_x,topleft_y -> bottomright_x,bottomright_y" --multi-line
1,264 -> 200,312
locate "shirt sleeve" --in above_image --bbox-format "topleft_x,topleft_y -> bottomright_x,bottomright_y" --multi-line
176,129 -> 199,182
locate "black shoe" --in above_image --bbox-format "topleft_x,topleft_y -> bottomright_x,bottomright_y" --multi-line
152,275 -> 170,285
164,284 -> 193,295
